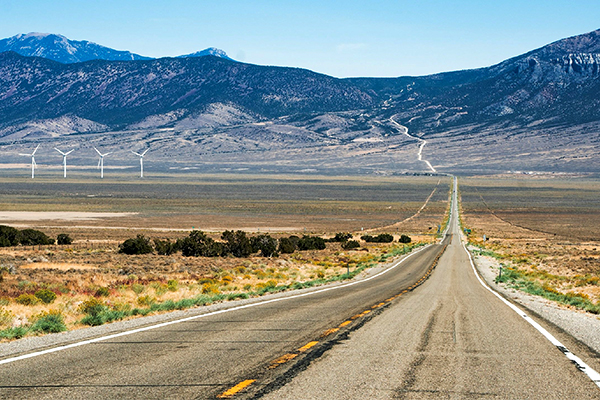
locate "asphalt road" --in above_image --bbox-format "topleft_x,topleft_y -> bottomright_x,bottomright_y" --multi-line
263,181 -> 600,399
0,234 -> 446,399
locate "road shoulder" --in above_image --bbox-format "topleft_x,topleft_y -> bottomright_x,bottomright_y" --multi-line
469,245 -> 600,354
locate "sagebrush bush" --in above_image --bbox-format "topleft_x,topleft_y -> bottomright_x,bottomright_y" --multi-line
15,293 -> 39,306
399,234 -> 412,243
342,240 -> 360,250
118,235 -> 154,255
137,295 -> 155,306
79,297 -> 106,315
56,233 -> 73,245
34,289 -> 57,304
31,311 -> 67,333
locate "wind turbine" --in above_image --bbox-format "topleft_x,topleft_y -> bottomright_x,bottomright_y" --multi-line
131,149 -> 149,178
19,144 -> 40,179
94,147 -> 112,179
54,147 -> 74,178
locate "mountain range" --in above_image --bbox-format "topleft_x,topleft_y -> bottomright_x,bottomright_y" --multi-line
0,29 -> 599,175
0,33 -> 232,64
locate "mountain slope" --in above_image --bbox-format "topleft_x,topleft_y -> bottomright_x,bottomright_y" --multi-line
349,28 -> 600,132
0,52 -> 375,128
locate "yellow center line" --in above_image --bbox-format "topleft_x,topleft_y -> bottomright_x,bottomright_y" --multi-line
217,379 -> 256,398
268,353 -> 298,369
338,320 -> 352,327
298,341 -> 319,352
321,327 -> 339,337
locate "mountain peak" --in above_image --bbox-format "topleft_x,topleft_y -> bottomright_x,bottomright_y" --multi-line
177,47 -> 233,61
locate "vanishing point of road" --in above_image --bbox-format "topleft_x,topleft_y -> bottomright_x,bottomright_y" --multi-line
1,179 -> 599,399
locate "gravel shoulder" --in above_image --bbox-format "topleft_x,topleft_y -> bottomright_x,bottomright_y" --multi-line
469,245 -> 600,354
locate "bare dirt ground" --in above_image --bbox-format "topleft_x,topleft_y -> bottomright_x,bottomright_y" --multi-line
460,175 -> 600,307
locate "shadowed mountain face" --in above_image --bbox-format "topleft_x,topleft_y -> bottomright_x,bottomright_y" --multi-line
0,29 -> 599,175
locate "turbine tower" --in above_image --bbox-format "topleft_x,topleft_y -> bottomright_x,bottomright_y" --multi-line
54,147 -> 74,178
19,144 -> 40,179
131,149 -> 149,178
94,147 -> 112,179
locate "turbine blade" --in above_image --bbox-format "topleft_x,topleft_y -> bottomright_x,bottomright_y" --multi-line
131,150 -> 141,157
32,144 -> 40,155
19,153 -> 30,156
104,152 -> 112,156
94,147 -> 102,156
97,158 -> 101,169
141,149 -> 149,156
54,147 -> 66,155
65,149 -> 74,155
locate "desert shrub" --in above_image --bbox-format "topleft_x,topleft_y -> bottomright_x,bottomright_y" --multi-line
202,283 -> 220,295
94,287 -> 110,297
251,234 -> 278,257
0,225 -> 20,247
361,234 -> 394,243
0,308 -> 14,327
31,311 -> 67,333
154,238 -> 178,255
79,297 -> 106,315
19,229 -> 55,246
222,230 -> 253,257
297,235 -> 326,251
137,295 -> 155,306
118,235 -> 154,255
167,279 -> 179,292
278,237 -> 297,254
15,293 -> 40,306
328,232 -> 353,242
0,326 -> 28,339
342,240 -> 361,250
399,234 -> 412,244
179,231 -> 225,257
131,283 -> 145,294
243,284 -> 253,291
56,233 -> 73,245
34,289 -> 57,304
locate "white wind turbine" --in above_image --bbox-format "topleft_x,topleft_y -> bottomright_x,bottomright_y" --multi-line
54,147 -> 74,178
19,144 -> 40,179
131,149 -> 149,178
94,147 -> 112,179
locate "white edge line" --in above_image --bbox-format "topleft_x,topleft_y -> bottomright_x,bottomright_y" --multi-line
0,244 -> 433,366
462,240 -> 600,388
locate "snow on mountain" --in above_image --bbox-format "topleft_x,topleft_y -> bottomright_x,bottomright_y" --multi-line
0,33 -> 233,64
177,47 -> 233,61
0,33 -> 151,63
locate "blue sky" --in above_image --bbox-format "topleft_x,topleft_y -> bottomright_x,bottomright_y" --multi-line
1,0 -> 599,78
